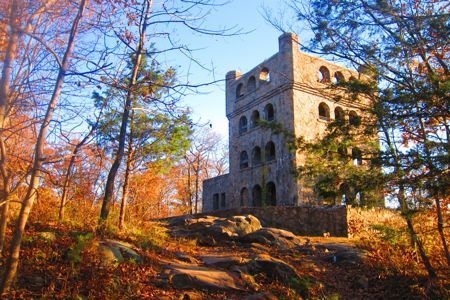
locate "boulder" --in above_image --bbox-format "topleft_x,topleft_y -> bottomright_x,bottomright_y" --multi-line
184,215 -> 262,242
162,264 -> 249,291
38,231 -> 57,242
199,255 -> 249,268
174,252 -> 200,264
246,254 -> 299,281
319,243 -> 366,265
98,239 -> 142,266
240,228 -> 304,250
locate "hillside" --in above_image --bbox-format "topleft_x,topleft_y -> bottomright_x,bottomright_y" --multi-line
2,211 -> 448,299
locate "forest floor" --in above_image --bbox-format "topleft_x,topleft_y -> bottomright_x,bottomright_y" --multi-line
0,216 -> 447,299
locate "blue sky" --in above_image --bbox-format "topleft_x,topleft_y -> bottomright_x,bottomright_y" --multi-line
168,0 -> 294,140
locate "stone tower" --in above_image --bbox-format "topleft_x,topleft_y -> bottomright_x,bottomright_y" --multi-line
202,33 -> 370,212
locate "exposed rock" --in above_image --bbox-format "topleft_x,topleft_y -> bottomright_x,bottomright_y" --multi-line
38,231 -> 56,242
246,254 -> 298,280
27,275 -> 45,287
98,239 -> 142,266
244,243 -> 270,253
244,291 -> 278,300
240,228 -> 304,250
186,215 -> 261,240
199,255 -> 249,268
320,244 -> 366,265
174,252 -> 200,264
162,264 -> 249,291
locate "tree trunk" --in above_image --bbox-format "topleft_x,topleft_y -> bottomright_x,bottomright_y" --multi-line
99,0 -> 152,224
194,159 -> 199,214
0,0 -> 87,294
186,162 -> 192,214
415,109 -> 450,268
0,0 -> 19,256
58,119 -> 99,223
378,119 -> 437,280
119,110 -> 134,229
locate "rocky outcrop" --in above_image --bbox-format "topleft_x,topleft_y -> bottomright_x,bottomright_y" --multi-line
240,227 -> 305,250
98,239 -> 142,266
169,214 -> 262,244
245,254 -> 299,280
161,263 -> 250,291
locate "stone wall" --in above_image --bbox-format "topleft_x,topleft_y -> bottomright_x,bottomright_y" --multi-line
202,174 -> 230,212
196,205 -> 348,237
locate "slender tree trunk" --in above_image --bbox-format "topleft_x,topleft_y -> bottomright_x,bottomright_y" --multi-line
415,110 -> 450,267
99,0 -> 152,224
194,160 -> 199,214
378,119 -> 437,280
119,110 -> 134,229
186,162 -> 192,214
0,0 -> 19,256
434,195 -> 450,267
0,0 -> 87,294
398,184 -> 437,279
58,119 -> 99,223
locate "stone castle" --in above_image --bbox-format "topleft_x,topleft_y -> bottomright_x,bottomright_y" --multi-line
202,32 -> 371,212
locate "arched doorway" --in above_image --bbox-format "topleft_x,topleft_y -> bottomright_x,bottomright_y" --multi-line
266,182 -> 276,206
252,185 -> 262,207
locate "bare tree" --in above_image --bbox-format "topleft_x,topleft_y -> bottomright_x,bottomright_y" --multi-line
0,0 -> 88,293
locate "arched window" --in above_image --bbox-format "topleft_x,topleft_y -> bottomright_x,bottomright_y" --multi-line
239,116 -> 248,134
352,148 -> 362,166
264,103 -> 275,121
247,76 -> 256,92
252,146 -> 262,165
339,183 -> 349,205
318,102 -> 330,120
349,111 -> 361,126
260,67 -> 270,82
236,83 -> 244,99
251,110 -> 260,128
334,107 -> 345,123
252,185 -> 262,207
240,151 -> 249,169
318,66 -> 331,83
265,141 -> 276,161
334,71 -> 345,83
266,182 -> 276,206
240,188 -> 248,207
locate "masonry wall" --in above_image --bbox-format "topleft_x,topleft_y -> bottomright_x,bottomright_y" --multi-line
202,32 -> 378,211
202,205 -> 348,237
202,174 -> 230,212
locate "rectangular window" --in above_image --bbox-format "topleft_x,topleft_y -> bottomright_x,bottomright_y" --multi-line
213,194 -> 219,210
220,193 -> 226,208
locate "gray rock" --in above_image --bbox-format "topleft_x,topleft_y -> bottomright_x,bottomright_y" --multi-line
162,264 -> 248,291
199,255 -> 249,268
246,254 -> 298,280
174,252 -> 199,264
38,231 -> 56,242
184,215 -> 262,242
321,244 -> 366,265
240,228 -> 304,250
98,239 -> 142,266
